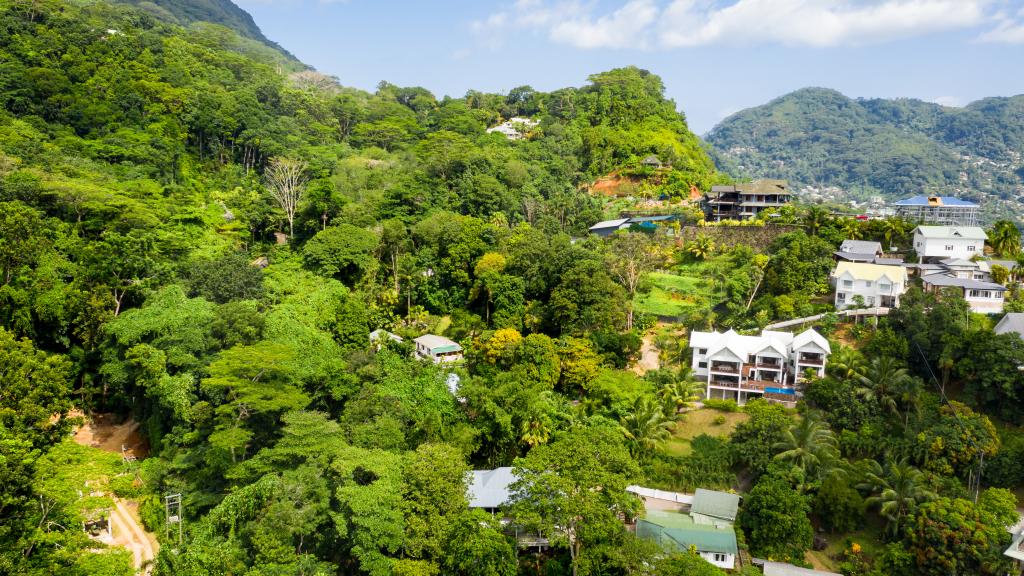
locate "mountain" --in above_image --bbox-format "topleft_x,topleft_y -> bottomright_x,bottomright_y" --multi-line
115,0 -> 296,58
705,87 -> 1024,222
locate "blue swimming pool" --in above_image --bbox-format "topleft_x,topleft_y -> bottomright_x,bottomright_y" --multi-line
765,387 -> 796,395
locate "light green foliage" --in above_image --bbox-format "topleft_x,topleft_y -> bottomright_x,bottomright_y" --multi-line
508,426 -> 640,576
303,223 -> 380,285
905,496 -> 1013,576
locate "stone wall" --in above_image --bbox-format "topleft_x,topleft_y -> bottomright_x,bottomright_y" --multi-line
677,224 -> 802,252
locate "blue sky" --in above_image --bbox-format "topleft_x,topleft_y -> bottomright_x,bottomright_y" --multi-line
237,0 -> 1024,133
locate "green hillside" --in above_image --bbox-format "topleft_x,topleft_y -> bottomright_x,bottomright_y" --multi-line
705,87 -> 1024,221
113,0 -> 295,57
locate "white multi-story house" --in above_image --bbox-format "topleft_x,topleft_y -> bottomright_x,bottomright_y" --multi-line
830,261 -> 908,309
920,274 -> 1007,313
912,226 -> 987,261
690,328 -> 830,405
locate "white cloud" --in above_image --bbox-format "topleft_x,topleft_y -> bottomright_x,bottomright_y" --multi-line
929,95 -> 964,107
549,0 -> 660,49
470,0 -> 997,50
659,0 -> 988,48
977,6 -> 1024,43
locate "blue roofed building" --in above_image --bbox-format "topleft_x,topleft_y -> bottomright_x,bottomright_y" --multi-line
895,195 -> 980,226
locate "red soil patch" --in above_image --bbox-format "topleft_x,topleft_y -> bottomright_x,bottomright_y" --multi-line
71,411 -> 150,459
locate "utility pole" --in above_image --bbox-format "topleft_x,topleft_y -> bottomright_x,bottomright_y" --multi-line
165,493 -> 183,546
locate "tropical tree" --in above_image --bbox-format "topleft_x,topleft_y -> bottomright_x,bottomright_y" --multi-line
881,218 -> 909,250
802,206 -> 831,236
827,346 -> 867,382
772,413 -> 839,485
265,156 -> 309,238
686,234 -> 715,260
988,219 -> 1021,257
858,458 -> 936,536
840,218 -> 865,240
657,379 -> 700,414
619,395 -> 676,460
856,356 -> 909,416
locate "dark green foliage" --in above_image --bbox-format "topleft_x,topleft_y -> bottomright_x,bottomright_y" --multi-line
904,496 -> 1013,576
188,251 -> 265,304
813,475 -> 864,533
730,399 -> 791,478
737,476 -> 814,562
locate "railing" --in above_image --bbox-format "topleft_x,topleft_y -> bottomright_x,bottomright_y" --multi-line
798,357 -> 824,366
709,364 -> 740,374
755,362 -> 782,369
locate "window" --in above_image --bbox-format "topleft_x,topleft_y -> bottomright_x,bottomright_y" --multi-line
967,245 -> 976,251
713,553 -> 727,563
698,348 -> 707,355
865,281 -> 873,288
945,245 -> 954,251
837,292 -> 846,302
879,283 -> 891,292
698,361 -> 707,368
842,280 -> 853,289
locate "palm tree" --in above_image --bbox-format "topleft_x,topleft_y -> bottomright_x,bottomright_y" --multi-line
686,234 -> 715,260
858,458 -> 936,537
803,206 -> 831,236
658,379 -> 701,415
856,356 -> 908,416
882,218 -> 908,250
773,413 -> 839,484
895,377 -> 924,429
619,395 -> 676,461
828,346 -> 867,382
841,218 -> 865,240
988,220 -> 1021,257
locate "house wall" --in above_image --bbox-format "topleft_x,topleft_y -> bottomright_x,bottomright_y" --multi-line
833,273 -> 904,309
699,551 -> 735,570
914,233 -> 984,260
965,291 -> 1005,313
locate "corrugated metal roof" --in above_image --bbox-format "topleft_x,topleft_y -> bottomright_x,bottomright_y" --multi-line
913,225 -> 987,240
840,240 -> 882,254
921,273 -> 1007,291
413,334 -> 462,352
895,195 -> 978,207
589,218 -> 630,230
638,510 -> 738,555
467,467 -> 517,508
831,261 -> 908,283
995,313 -> 1024,337
691,489 -> 740,521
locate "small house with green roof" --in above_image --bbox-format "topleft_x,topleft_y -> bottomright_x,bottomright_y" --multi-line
637,509 -> 738,569
413,334 -> 463,364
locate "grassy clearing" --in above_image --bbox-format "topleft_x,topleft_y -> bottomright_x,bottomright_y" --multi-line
635,267 -> 721,317
663,408 -> 749,457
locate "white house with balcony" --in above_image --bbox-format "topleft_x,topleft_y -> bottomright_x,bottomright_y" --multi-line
912,226 -> 987,261
690,328 -> 830,405
920,274 -> 1007,313
830,261 -> 908,309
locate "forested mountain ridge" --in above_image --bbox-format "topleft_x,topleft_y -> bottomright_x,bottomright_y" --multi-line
0,0 -> 723,573
112,0 -> 295,57
706,87 -> 1024,221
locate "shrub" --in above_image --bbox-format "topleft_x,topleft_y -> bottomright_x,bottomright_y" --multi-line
713,415 -> 727,425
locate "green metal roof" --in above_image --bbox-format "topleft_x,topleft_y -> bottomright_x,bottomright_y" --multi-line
691,488 -> 740,522
637,510 -> 738,555
430,344 -> 462,353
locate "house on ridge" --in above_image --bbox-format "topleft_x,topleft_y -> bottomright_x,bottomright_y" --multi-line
830,261 -> 908,309
413,334 -> 463,364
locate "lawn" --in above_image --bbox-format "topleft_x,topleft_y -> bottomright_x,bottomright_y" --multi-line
634,268 -> 720,318
663,407 -> 749,457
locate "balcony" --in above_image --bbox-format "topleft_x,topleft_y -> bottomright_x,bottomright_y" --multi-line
755,362 -> 782,369
709,363 -> 741,374
798,356 -> 824,366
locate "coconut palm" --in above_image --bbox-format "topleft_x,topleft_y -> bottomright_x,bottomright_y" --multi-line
773,413 -> 839,483
619,395 -> 676,461
803,206 -> 831,236
988,219 -> 1021,257
881,218 -> 908,250
686,234 -> 715,260
858,458 -> 936,536
658,379 -> 701,415
827,346 -> 867,382
841,218 -> 866,240
856,356 -> 909,416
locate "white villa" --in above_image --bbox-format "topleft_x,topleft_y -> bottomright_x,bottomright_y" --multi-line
913,225 -> 987,261
413,334 -> 463,363
690,328 -> 830,405
485,117 -> 538,140
920,274 -> 1006,313
830,261 -> 908,309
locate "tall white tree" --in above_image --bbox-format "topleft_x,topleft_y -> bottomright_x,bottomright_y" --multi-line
264,157 -> 308,238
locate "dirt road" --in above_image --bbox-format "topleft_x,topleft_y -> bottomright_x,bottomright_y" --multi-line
632,333 -> 660,375
73,412 -> 159,574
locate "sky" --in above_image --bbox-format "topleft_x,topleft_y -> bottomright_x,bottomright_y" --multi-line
236,0 -> 1024,133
